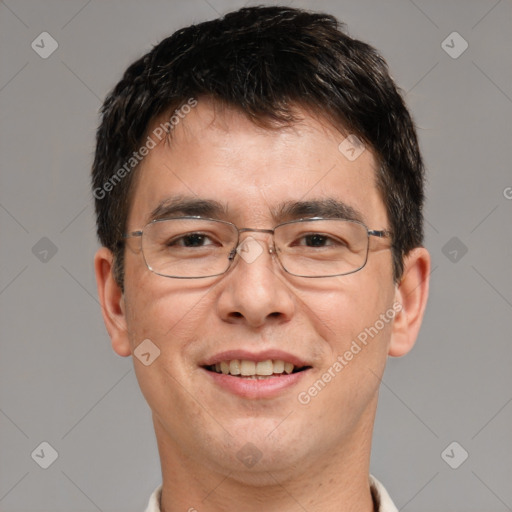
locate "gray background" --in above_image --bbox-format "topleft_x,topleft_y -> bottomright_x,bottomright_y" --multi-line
0,0 -> 511,510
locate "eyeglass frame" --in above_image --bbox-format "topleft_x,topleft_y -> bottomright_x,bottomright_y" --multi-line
121,216 -> 392,279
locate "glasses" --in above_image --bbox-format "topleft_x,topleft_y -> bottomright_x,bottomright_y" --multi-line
122,216 -> 392,279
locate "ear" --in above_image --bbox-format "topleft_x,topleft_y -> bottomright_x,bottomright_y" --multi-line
388,247 -> 431,357
94,247 -> 131,357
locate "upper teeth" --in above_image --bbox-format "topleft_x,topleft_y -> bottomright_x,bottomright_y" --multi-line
213,359 -> 295,376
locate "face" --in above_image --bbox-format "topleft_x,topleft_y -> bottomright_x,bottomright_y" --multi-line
110,100 -> 403,481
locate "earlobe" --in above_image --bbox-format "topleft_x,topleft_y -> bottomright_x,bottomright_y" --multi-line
388,247 -> 431,357
94,247 -> 132,357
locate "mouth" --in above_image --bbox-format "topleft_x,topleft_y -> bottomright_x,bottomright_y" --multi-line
200,351 -> 312,399
203,359 -> 311,379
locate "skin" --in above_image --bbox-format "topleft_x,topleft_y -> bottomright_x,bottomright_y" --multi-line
95,99 -> 430,512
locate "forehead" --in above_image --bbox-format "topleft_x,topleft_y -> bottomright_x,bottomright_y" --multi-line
127,100 -> 387,229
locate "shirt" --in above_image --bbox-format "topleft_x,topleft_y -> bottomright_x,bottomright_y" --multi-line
144,475 -> 398,512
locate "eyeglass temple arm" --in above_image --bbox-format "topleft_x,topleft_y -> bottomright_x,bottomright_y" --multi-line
123,230 -> 143,239
368,229 -> 392,239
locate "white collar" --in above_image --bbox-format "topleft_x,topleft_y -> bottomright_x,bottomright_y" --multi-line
144,475 -> 398,512
369,475 -> 399,512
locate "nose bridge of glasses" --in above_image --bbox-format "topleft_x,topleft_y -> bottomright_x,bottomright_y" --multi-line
233,227 -> 277,259
238,227 -> 275,235
237,227 -> 275,245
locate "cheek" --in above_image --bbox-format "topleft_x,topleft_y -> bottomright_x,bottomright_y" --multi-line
318,276 -> 395,391
302,273 -> 392,347
124,274 -> 227,373
124,283 -> 214,418
124,261 -> 210,341
301,282 -> 395,428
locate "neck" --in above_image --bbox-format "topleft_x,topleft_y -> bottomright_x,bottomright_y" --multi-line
154,409 -> 377,512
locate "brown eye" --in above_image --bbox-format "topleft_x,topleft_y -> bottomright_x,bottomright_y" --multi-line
303,234 -> 329,247
166,233 -> 215,248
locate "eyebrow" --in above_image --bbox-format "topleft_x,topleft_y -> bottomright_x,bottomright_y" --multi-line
147,196 -> 228,223
147,196 -> 366,225
274,198 -> 366,224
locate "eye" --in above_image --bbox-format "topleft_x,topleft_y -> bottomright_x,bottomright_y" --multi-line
302,234 -> 332,247
166,233 -> 216,248
294,233 -> 347,248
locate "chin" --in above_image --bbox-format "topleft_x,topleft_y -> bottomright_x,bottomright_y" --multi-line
197,421 -> 314,478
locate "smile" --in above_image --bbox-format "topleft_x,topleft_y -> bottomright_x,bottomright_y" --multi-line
201,351 -> 312,399
204,359 -> 309,378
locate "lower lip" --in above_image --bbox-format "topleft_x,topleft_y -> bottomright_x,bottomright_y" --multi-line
201,368 -> 310,399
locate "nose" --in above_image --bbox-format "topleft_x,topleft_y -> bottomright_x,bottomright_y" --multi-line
216,234 -> 295,328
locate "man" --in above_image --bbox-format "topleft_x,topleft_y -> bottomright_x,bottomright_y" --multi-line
92,6 -> 430,511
